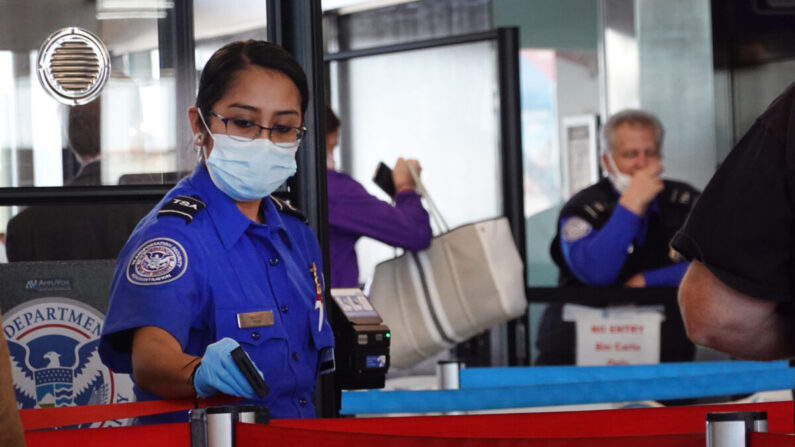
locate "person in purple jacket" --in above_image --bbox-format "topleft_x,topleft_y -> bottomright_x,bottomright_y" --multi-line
325,107 -> 432,287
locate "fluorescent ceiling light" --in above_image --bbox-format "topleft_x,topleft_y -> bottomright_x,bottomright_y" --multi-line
323,0 -> 419,14
98,0 -> 174,10
96,11 -> 167,20
96,0 -> 173,20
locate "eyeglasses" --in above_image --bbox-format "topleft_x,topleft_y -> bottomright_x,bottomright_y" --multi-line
208,111 -> 307,146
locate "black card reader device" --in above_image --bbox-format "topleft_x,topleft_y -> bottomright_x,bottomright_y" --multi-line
231,346 -> 270,398
331,288 -> 390,389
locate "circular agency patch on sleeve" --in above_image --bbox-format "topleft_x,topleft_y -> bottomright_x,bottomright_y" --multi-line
561,217 -> 593,242
126,237 -> 188,286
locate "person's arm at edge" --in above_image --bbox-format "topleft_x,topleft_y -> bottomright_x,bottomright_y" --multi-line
678,260 -> 795,360
562,204 -> 641,285
626,262 -> 689,287
0,311 -> 26,447
329,176 -> 432,251
131,326 -> 201,398
391,189 -> 432,250
386,157 -> 432,250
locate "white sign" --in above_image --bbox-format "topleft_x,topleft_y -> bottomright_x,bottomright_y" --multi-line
561,115 -> 599,199
563,303 -> 665,366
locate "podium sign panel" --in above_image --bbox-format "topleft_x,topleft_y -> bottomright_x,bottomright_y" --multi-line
0,261 -> 135,427
563,303 -> 665,366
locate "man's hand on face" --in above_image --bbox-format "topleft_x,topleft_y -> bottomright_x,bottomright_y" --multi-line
618,159 -> 664,216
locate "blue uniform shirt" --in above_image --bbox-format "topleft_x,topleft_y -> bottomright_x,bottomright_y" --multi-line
99,163 -> 334,423
560,198 -> 687,287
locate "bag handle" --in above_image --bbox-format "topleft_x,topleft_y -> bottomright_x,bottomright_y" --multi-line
406,162 -> 449,233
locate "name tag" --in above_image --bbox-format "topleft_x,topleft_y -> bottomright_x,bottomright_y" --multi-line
237,311 -> 274,329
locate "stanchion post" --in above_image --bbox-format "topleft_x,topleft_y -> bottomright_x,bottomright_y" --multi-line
438,360 -> 463,416
438,360 -> 461,390
206,406 -> 236,447
236,405 -> 270,424
751,412 -> 768,433
190,405 -> 268,447
706,411 -> 767,447
190,407 -> 209,447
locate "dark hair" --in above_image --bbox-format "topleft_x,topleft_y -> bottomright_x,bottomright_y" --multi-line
326,106 -> 340,133
195,40 -> 309,119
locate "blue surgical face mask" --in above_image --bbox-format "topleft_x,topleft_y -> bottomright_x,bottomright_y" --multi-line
198,112 -> 299,201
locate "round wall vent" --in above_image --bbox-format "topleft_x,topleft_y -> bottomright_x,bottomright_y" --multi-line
36,27 -> 111,106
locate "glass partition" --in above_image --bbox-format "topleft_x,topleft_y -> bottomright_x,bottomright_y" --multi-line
0,0 -> 268,260
329,40 -> 502,285
521,49 -> 601,364
0,12 -> 175,190
327,0 -> 491,51
524,0 -> 717,365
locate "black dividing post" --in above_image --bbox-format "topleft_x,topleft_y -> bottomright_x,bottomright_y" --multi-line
496,27 -> 529,366
157,0 -> 197,174
267,0 -> 339,418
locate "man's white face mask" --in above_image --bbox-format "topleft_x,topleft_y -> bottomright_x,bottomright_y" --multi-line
605,151 -> 632,194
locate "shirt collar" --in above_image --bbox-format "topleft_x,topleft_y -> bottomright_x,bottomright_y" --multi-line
189,163 -> 288,249
262,195 -> 289,238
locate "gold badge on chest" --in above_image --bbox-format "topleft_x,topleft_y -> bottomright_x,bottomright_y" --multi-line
237,310 -> 274,328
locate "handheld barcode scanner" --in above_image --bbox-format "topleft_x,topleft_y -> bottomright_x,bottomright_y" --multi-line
231,346 -> 269,398
331,288 -> 391,389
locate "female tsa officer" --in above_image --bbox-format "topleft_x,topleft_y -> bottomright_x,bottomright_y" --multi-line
98,40 -> 334,424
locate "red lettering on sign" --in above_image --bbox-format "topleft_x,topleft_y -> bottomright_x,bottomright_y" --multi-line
609,325 -> 644,334
595,342 -> 611,351
607,359 -> 629,365
614,342 -> 641,351
591,325 -> 606,333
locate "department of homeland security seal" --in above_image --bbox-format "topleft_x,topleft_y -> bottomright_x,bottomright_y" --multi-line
3,298 -> 135,427
127,237 -> 187,286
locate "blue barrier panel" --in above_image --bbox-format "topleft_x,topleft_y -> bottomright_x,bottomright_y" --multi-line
460,361 -> 790,388
341,368 -> 795,415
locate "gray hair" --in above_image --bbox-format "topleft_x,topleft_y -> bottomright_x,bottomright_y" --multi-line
600,109 -> 664,154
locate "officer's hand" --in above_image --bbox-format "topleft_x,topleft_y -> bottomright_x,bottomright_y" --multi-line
192,337 -> 262,399
392,157 -> 421,194
618,159 -> 664,215
624,273 -> 646,288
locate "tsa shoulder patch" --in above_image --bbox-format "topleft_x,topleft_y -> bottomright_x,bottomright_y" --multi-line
158,195 -> 206,223
561,217 -> 593,242
126,237 -> 188,286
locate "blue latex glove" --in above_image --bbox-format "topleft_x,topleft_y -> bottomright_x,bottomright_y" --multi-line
192,337 -> 263,399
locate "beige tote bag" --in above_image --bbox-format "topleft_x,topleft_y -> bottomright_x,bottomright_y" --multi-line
368,168 -> 527,368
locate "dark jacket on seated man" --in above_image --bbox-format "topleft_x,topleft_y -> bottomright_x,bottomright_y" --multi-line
536,178 -> 699,365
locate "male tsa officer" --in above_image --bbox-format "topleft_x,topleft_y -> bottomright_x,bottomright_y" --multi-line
536,109 -> 699,365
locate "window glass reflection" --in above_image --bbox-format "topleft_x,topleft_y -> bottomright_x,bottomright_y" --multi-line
0,0 -> 270,261
1,16 -> 178,190
330,41 -> 501,285
4,201 -> 152,262
327,0 -> 491,51
193,0 -> 268,70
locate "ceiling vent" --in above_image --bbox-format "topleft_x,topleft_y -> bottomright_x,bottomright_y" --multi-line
36,27 -> 110,106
